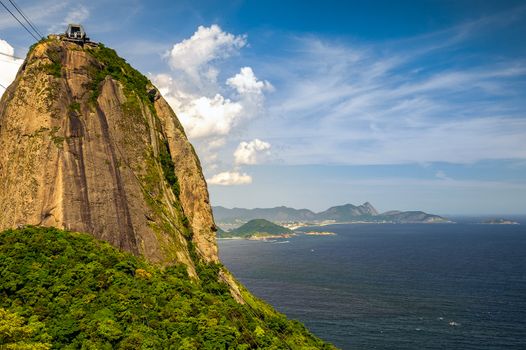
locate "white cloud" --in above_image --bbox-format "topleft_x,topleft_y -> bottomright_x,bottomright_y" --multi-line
234,139 -> 271,165
227,67 -> 273,95
258,25 -> 526,166
207,171 -> 252,186
0,0 -> 69,30
65,6 -> 90,24
0,39 -> 23,96
152,25 -> 274,185
177,94 -> 243,139
167,25 -> 246,85
151,73 -> 174,97
435,170 -> 451,180
153,25 -> 275,184
151,73 -> 246,140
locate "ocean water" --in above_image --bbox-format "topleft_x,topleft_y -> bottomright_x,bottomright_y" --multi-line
218,223 -> 526,349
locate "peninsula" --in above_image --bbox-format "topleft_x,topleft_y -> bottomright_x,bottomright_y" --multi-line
217,219 -> 336,240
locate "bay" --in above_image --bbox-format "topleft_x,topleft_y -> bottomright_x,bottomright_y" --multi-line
219,222 -> 526,349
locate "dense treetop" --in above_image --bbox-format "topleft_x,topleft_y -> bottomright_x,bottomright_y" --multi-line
0,226 -> 334,349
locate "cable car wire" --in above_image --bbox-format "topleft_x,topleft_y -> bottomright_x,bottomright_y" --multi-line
0,0 -> 40,41
7,0 -> 44,39
0,82 -> 7,90
0,51 -> 24,60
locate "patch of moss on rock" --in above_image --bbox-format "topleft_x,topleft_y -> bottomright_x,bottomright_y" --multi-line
86,44 -> 151,106
159,139 -> 181,198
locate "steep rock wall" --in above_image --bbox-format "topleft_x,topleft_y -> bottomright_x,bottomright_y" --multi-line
0,38 -> 218,273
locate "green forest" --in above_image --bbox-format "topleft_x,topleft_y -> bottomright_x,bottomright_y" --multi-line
0,226 -> 334,349
218,220 -> 292,238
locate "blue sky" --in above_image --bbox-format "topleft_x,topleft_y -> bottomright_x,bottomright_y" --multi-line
1,0 -> 525,215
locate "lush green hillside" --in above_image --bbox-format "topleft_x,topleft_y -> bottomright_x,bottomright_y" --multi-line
221,219 -> 293,238
0,226 -> 334,349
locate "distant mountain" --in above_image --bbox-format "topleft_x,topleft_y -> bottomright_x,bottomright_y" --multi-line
316,202 -> 379,221
219,219 -> 293,238
213,206 -> 317,222
213,203 -> 451,225
376,211 -> 448,223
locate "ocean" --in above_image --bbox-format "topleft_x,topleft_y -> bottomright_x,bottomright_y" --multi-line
218,222 -> 526,349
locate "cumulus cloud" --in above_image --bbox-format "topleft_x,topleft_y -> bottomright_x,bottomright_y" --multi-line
154,26 -> 259,142
0,39 -> 23,96
234,139 -> 271,165
177,94 -> 243,139
204,138 -> 271,186
207,171 -> 252,186
154,25 -> 273,183
227,67 -> 273,96
152,73 -> 246,140
167,24 -> 246,85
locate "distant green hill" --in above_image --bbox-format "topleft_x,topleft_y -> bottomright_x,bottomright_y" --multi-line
0,226 -> 335,349
220,219 -> 293,238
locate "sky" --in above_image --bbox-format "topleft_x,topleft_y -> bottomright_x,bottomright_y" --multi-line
1,0 -> 525,215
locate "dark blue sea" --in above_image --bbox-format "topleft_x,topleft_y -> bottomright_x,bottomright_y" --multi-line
218,222 -> 526,349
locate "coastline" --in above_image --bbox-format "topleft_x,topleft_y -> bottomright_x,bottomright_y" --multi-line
218,230 -> 337,241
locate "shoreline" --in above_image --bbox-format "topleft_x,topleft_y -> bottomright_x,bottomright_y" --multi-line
286,220 -> 455,230
218,231 -> 337,241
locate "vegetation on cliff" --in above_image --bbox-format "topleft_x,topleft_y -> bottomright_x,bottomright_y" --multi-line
0,226 -> 334,349
0,38 -> 334,348
0,36 -> 219,267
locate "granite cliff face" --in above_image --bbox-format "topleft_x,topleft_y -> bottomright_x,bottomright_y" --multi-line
0,38 -> 217,274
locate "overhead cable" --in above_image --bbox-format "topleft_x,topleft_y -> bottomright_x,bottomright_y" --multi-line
0,0 -> 40,41
7,0 -> 44,38
0,51 -> 24,60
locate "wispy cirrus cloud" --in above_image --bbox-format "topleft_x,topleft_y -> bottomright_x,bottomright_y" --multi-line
253,11 -> 526,166
47,5 -> 90,33
0,0 -> 69,31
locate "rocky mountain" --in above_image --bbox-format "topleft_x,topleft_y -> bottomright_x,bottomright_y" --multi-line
0,37 -> 217,276
0,35 -> 335,349
213,205 -> 317,222
316,202 -> 379,221
213,202 -> 450,224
